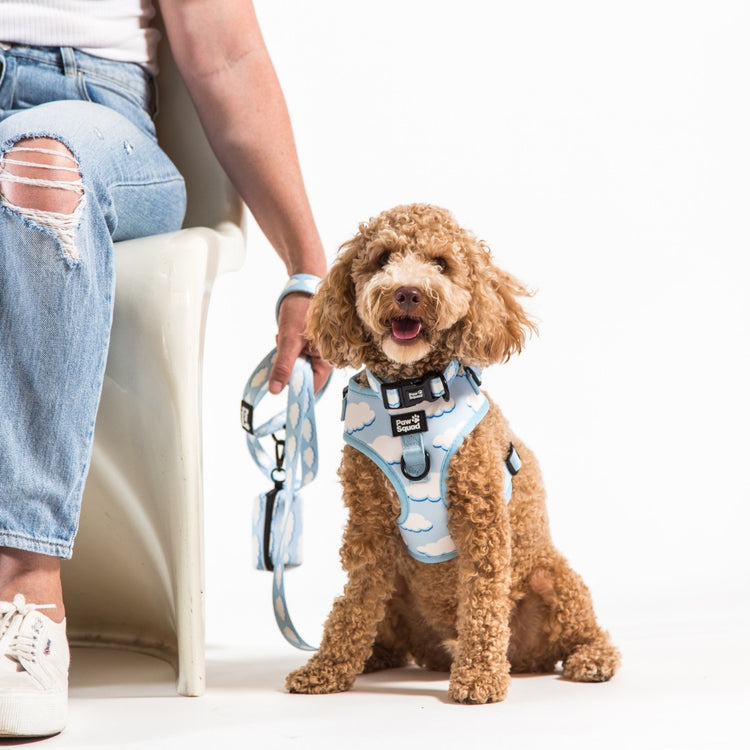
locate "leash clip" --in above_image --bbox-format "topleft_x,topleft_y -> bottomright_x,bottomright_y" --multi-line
271,433 -> 286,491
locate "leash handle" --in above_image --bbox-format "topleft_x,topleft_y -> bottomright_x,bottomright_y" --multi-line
242,348 -> 321,487
275,273 -> 321,321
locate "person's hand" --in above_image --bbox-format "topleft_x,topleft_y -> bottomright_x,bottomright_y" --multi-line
269,293 -> 332,395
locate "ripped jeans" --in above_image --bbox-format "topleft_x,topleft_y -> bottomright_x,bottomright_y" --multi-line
0,46 -> 187,558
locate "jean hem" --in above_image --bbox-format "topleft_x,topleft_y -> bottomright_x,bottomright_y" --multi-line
0,531 -> 73,560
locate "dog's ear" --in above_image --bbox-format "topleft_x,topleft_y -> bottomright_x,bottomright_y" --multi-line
305,237 -> 369,368
458,243 -> 536,366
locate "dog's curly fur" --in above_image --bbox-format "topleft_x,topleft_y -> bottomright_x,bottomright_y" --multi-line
286,204 -> 620,703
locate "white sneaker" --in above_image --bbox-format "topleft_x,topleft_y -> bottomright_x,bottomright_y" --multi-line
0,594 -> 69,737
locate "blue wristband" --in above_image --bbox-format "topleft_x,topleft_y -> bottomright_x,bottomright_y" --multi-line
275,273 -> 322,322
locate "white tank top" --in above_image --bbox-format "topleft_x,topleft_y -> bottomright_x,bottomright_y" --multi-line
0,0 -> 159,74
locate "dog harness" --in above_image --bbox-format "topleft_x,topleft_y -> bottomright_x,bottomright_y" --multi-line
342,360 -> 521,563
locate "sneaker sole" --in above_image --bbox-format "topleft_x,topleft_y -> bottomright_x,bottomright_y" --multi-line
0,690 -> 67,737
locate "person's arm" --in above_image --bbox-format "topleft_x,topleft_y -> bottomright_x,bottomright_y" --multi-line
159,0 -> 330,392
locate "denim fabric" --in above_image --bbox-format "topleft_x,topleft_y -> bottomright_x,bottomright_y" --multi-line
0,46 -> 186,558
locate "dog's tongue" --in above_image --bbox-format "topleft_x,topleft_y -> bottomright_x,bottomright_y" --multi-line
392,318 -> 422,340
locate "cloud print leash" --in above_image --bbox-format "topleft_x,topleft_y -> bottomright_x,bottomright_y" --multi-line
240,273 -> 326,651
241,347 -> 327,650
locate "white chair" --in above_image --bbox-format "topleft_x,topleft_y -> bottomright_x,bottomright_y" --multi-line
59,41 -> 245,697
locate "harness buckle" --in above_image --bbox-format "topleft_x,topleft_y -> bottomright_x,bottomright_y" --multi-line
464,366 -> 482,388
380,371 -> 451,410
505,442 -> 522,476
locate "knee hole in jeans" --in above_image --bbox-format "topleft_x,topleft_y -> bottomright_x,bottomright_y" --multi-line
0,137 -> 86,264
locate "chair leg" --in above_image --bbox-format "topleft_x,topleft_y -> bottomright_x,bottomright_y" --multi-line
62,227 -> 243,695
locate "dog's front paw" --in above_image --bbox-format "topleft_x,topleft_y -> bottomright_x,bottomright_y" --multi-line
286,660 -> 355,695
448,667 -> 510,704
562,641 -> 620,683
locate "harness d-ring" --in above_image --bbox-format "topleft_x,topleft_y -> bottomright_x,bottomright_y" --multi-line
401,451 -> 431,481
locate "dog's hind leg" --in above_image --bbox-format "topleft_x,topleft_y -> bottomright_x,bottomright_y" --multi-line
507,583 -> 561,674
536,561 -> 621,682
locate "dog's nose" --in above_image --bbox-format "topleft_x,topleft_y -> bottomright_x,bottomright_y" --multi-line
394,286 -> 422,312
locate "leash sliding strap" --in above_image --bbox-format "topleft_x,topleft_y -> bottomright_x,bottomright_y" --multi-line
241,348 -> 321,651
275,273 -> 322,320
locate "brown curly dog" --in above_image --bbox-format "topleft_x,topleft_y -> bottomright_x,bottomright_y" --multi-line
286,204 -> 620,703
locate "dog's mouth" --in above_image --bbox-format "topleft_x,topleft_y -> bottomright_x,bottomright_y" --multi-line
391,317 -> 423,342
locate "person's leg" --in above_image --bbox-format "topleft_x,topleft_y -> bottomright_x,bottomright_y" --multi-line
0,100 -> 185,736
0,551 -> 63,621
0,134 -> 91,624
0,135 -> 86,624
0,101 -> 186,568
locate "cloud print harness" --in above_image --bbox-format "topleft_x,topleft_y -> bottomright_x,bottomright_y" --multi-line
342,361 -> 521,563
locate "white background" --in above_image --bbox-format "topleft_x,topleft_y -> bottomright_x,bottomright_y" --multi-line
69,1 -> 750,748
205,0 -> 750,641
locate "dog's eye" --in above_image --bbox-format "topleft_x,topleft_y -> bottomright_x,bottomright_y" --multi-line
433,257 -> 448,273
378,251 -> 392,268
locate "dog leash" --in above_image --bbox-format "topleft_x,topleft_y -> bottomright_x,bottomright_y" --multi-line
240,274 -> 326,651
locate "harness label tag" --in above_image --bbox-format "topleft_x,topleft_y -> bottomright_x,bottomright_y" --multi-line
390,410 -> 428,437
403,383 -> 427,403
240,400 -> 253,434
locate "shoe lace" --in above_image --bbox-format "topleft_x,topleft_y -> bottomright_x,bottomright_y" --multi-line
0,594 -> 56,664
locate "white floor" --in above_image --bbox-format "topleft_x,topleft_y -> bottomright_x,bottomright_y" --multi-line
13,597 -> 746,750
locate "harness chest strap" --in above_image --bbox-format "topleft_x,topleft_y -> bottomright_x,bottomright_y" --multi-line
342,361 -> 521,564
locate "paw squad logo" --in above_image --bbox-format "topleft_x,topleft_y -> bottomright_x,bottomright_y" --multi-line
390,411 -> 428,436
